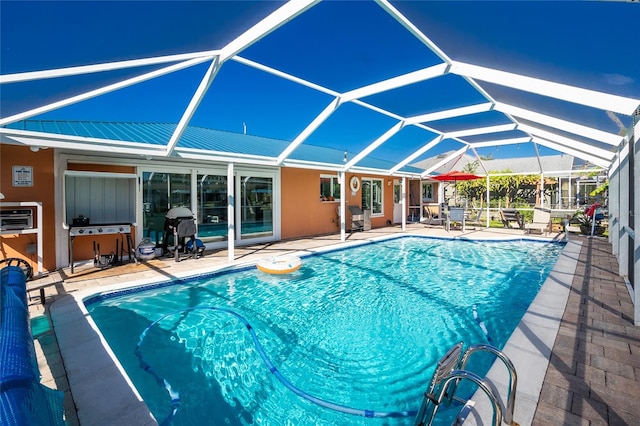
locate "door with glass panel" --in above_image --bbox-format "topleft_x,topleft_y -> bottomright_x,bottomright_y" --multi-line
393,180 -> 403,223
238,174 -> 273,240
196,174 -> 228,242
141,171 -> 191,247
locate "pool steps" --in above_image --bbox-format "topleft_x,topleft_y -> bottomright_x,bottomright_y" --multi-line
414,342 -> 519,426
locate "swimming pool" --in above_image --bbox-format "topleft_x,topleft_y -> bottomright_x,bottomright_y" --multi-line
85,236 -> 564,425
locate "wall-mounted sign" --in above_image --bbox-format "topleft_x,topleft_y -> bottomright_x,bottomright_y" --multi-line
13,165 -> 33,187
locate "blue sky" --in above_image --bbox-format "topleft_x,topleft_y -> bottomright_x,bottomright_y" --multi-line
1,1 -> 639,164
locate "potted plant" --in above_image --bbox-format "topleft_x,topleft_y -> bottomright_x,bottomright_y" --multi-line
570,211 -> 605,236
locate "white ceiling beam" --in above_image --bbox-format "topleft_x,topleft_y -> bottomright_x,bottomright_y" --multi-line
469,137 -> 532,149
375,0 -> 452,64
341,63 -> 449,102
451,61 -> 640,116
421,146 -> 469,177
344,120 -> 405,170
495,102 -> 623,146
231,56 -> 340,97
405,102 -> 494,125
518,123 -> 615,161
219,0 -> 319,62
532,137 -> 610,168
277,97 -> 342,164
0,51 -> 220,84
166,57 -> 222,156
0,57 -> 213,126
388,134 -> 444,175
447,123 -> 517,139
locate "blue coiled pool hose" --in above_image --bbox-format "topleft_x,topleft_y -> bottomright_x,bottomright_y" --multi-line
135,306 -> 418,424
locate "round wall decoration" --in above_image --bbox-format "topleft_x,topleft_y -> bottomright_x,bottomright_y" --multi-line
349,176 -> 360,192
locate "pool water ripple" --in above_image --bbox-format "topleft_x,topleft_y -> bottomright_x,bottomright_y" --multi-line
87,237 -> 564,425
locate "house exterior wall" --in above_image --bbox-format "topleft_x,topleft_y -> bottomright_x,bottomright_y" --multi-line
2,146 -> 400,272
0,145 -> 56,273
280,168 -> 396,239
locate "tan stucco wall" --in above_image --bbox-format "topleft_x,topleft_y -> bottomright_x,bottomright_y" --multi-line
280,168 -> 395,239
1,145 -> 56,273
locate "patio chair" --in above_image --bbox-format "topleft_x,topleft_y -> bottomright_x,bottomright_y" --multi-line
465,210 -> 484,228
423,205 -> 443,226
500,209 -> 523,229
525,207 -> 552,235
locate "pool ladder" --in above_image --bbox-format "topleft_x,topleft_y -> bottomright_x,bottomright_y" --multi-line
414,342 -> 519,426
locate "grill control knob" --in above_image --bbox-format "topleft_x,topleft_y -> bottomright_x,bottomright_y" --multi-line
98,228 -> 103,233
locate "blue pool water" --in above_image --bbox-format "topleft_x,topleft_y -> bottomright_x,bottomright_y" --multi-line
86,237 -> 564,425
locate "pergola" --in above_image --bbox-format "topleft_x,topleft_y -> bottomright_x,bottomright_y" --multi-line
1,0 -> 639,323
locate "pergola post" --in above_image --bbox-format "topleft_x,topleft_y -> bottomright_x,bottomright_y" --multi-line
401,177 -> 407,232
486,175 -> 490,228
633,121 -> 639,326
227,162 -> 235,261
339,171 -> 346,242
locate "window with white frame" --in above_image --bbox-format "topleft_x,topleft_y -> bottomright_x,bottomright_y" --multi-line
320,174 -> 340,201
361,178 -> 383,215
422,182 -> 434,202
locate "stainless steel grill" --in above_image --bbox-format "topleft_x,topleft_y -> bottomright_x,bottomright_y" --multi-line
0,208 -> 33,231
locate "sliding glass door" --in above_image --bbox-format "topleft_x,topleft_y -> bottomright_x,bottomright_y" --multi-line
238,174 -> 273,240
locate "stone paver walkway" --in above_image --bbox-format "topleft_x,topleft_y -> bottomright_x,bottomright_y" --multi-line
533,237 -> 640,426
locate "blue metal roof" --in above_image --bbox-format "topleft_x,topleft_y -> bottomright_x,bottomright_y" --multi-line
4,119 -> 424,174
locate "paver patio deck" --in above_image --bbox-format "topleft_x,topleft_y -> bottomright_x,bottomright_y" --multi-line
23,226 -> 639,425
532,236 -> 640,426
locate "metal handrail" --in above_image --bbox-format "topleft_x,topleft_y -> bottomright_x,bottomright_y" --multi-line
416,370 -> 504,426
459,344 -> 518,426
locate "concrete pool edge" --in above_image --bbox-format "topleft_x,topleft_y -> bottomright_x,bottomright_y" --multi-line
49,232 -> 571,425
464,239 -> 582,425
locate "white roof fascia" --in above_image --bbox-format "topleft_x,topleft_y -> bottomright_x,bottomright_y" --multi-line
0,51 -> 219,84
281,158 -> 420,178
166,57 -> 222,156
281,159 -> 351,172
231,56 -> 341,98
349,165 -> 420,178
344,120 -> 405,170
447,123 -> 517,139
532,136 -> 610,169
376,0 -> 452,64
0,128 -> 166,151
388,134 -> 444,174
276,97 -> 342,164
405,102 -> 493,125
519,123 -> 615,161
495,103 -> 623,146
175,150 -> 279,167
341,63 -> 449,102
3,134 -> 165,157
421,146 -> 469,177
0,57 -> 212,126
218,0 -> 319,63
469,137 -> 532,148
451,61 -> 640,116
